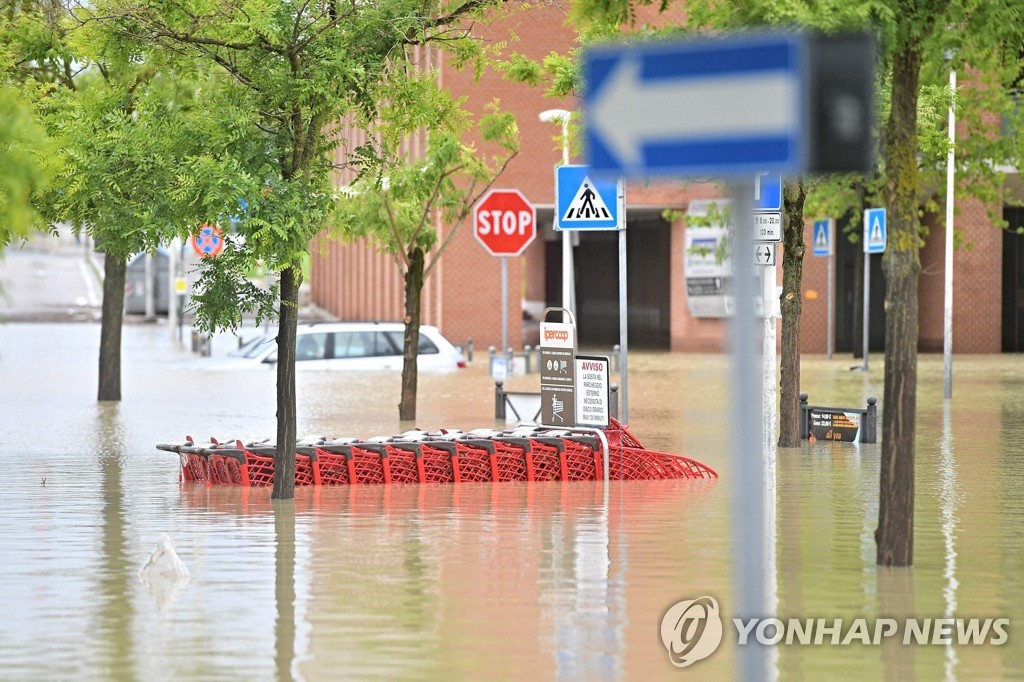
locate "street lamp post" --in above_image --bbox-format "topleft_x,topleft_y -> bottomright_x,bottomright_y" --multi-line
539,109 -> 575,318
944,68 -> 956,400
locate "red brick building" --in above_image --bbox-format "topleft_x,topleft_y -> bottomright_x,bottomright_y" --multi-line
309,2 -> 1022,355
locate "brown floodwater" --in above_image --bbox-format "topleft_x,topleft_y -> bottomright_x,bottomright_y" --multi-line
0,323 -> 1021,680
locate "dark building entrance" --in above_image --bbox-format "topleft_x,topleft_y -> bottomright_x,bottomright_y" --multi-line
1001,207 -> 1024,351
835,214 -> 886,354
545,211 -> 671,349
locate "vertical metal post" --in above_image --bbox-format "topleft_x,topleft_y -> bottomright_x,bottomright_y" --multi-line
864,397 -> 878,444
178,242 -> 186,343
763,264 -> 777,452
826,221 -> 834,360
730,181 -> 770,680
943,68 -> 956,400
168,240 -> 178,340
862,249 -> 871,372
618,212 -> 629,423
495,380 -> 506,420
799,393 -> 809,439
553,113 -> 576,321
144,253 -> 156,321
501,256 -> 509,355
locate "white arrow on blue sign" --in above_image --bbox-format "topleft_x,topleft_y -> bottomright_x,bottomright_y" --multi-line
555,165 -> 622,230
754,172 -> 783,212
812,218 -> 832,257
583,33 -> 806,178
864,208 -> 886,254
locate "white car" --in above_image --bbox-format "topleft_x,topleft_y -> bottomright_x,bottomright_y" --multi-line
222,322 -> 466,371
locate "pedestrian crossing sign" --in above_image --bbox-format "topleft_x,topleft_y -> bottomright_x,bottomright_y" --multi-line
864,207 -> 886,254
555,165 -> 622,230
812,218 -> 833,257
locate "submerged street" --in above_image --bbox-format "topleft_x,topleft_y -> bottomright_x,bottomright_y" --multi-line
1,236 -> 1022,680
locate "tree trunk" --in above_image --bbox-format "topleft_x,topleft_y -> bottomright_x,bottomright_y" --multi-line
399,246 -> 424,422
273,500 -> 296,679
876,45 -> 924,567
272,264 -> 300,500
778,179 -> 807,447
97,254 -> 126,402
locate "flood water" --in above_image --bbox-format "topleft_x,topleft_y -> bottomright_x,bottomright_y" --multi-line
1,322 -> 1022,681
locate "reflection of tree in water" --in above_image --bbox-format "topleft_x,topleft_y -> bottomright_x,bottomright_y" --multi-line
94,403 -> 136,680
275,501 -> 296,682
176,479 -> 713,679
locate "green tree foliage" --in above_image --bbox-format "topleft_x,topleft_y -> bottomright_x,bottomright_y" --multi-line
334,93 -> 518,420
0,85 -> 55,245
0,14 -> 61,246
4,1 -> 207,401
512,0 -> 1024,565
87,0 -> 510,497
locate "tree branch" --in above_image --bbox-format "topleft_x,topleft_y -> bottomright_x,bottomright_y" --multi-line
383,191 -> 411,269
424,149 -> 518,279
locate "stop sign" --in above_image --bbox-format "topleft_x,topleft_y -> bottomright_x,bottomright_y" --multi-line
473,188 -> 536,256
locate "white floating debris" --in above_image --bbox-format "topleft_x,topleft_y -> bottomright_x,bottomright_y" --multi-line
139,533 -> 190,613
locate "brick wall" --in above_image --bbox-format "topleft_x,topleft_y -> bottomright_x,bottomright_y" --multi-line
309,2 -> 1010,356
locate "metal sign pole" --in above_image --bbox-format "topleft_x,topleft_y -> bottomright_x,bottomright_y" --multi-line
731,181 -> 769,680
862,251 -> 870,371
501,256 -> 509,355
943,68 -> 956,400
168,239 -> 178,341
827,245 -> 834,361
617,185 -> 629,423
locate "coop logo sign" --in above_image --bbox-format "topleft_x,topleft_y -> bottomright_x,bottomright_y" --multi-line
660,597 -> 1011,668
539,322 -> 574,349
543,328 -> 570,342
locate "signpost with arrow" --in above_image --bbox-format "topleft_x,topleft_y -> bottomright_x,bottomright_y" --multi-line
582,30 -> 875,682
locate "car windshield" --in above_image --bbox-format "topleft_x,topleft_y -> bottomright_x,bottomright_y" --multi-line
239,335 -> 276,359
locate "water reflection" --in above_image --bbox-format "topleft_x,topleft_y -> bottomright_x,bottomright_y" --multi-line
1,324 -> 1023,680
878,567 -> 916,682
94,402 -> 136,680
939,403 -> 959,682
274,501 -> 297,682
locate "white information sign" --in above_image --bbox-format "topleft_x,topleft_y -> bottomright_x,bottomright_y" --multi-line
753,212 -> 782,242
575,355 -> 610,428
754,243 -> 776,266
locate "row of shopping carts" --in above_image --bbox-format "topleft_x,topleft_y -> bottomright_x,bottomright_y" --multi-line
156,417 -> 718,486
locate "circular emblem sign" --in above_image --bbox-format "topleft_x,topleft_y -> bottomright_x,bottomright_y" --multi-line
191,224 -> 224,258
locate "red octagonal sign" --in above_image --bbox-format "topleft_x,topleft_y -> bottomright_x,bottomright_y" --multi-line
473,188 -> 536,257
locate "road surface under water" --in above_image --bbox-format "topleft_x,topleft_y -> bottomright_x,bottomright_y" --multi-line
0,323 -> 1021,680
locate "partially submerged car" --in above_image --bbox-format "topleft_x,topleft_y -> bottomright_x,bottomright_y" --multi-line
222,321 -> 466,371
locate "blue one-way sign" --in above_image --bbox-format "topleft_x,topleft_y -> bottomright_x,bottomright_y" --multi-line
583,34 -> 806,178
754,172 -> 783,211
864,208 -> 886,254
